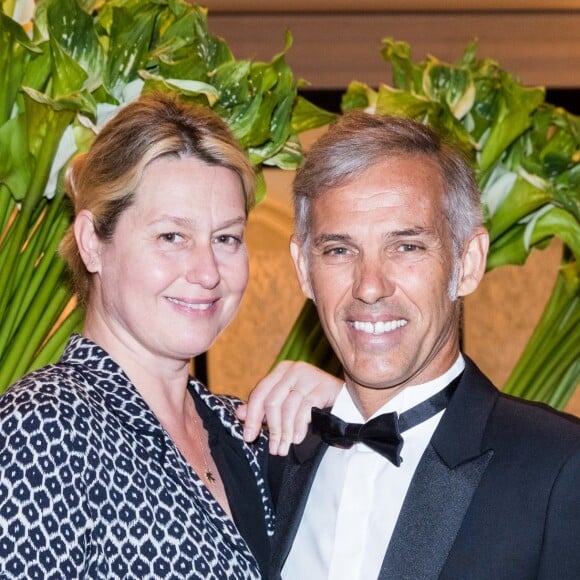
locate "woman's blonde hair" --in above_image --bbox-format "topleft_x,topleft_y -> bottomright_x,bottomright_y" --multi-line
59,92 -> 255,305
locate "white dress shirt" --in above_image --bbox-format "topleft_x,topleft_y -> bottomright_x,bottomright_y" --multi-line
282,356 -> 465,580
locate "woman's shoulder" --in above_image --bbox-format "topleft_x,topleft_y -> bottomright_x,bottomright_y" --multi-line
2,361 -> 87,397
0,362 -> 93,432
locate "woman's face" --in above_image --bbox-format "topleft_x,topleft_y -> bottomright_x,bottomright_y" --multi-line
90,155 -> 249,363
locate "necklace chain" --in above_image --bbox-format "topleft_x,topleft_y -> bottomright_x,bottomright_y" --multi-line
192,413 -> 216,485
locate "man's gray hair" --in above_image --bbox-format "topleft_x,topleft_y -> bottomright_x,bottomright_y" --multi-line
293,111 -> 483,260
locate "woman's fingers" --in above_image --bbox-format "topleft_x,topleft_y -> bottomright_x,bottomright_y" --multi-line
239,361 -> 342,455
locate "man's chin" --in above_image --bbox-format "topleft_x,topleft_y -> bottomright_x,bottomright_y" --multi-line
344,369 -> 411,392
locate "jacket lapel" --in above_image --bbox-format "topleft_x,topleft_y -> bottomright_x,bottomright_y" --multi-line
379,444 -> 493,579
270,434 -> 327,577
379,358 -> 498,580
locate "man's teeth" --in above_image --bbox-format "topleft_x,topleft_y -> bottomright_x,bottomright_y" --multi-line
352,319 -> 407,335
168,297 -> 212,310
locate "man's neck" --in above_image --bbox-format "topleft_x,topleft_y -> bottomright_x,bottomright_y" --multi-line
347,383 -> 407,420
346,355 -> 464,419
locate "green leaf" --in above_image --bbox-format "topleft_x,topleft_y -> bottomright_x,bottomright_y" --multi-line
139,69 -> 220,105
20,38 -> 52,92
98,2 -> 158,101
380,37 -> 419,92
210,60 -> 250,108
253,168 -> 266,205
341,80 -> 376,113
525,206 -> 580,263
540,127 -> 576,177
47,37 -> 87,96
478,76 -> 545,171
46,0 -> 103,82
552,179 -> 580,222
260,134 -> 302,170
423,57 -> 475,119
486,224 -> 530,269
0,113 -> 33,201
0,11 -> 39,124
375,85 -> 433,118
291,95 -> 337,133
20,87 -> 94,203
374,85 -> 475,156
485,173 -> 551,240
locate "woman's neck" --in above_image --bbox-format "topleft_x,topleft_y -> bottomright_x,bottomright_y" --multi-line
81,313 -> 192,421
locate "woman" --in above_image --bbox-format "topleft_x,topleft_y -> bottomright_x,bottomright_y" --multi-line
0,93 -> 339,578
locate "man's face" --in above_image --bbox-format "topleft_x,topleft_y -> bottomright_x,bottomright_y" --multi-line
291,155 -> 486,413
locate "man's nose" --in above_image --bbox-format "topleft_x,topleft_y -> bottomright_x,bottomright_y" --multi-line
352,255 -> 395,304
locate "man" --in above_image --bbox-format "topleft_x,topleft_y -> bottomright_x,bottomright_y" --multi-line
268,111 -> 580,579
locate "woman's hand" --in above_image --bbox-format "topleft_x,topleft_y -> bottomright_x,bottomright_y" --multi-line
237,361 -> 343,455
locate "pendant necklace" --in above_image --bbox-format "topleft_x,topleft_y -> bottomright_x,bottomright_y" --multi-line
192,413 -> 216,484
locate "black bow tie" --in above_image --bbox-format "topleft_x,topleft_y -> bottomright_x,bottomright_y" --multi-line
311,376 -> 460,466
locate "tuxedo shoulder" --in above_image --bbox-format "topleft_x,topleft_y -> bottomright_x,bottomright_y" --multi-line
489,391 -> 580,455
462,356 -> 580,445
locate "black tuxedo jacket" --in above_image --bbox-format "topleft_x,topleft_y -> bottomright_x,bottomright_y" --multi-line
268,357 -> 580,579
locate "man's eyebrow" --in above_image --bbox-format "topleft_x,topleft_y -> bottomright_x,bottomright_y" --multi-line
386,227 -> 430,238
312,233 -> 352,246
314,228 -> 431,244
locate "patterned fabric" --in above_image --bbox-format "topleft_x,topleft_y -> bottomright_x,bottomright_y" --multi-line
0,334 -> 273,579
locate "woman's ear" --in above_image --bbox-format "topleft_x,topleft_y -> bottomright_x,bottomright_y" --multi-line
290,236 -> 315,301
74,210 -> 101,273
457,227 -> 489,298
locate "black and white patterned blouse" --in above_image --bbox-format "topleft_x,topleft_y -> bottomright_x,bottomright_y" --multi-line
0,334 -> 274,579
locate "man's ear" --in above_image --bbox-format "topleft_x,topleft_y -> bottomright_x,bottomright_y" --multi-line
74,210 -> 101,273
290,236 -> 315,301
457,227 -> 489,298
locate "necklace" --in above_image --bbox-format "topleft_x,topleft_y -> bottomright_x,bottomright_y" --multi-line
192,413 -> 216,485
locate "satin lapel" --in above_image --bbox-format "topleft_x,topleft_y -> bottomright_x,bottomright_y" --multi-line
270,435 -> 327,578
379,358 -> 498,580
379,444 -> 493,580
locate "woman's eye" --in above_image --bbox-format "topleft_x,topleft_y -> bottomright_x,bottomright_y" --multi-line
159,232 -> 183,243
215,234 -> 242,246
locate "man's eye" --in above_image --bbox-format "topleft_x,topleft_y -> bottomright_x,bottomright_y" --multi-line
398,243 -> 420,252
324,247 -> 348,256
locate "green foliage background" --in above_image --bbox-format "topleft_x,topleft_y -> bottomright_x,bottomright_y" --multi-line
0,0 -> 332,392
0,2 -> 578,408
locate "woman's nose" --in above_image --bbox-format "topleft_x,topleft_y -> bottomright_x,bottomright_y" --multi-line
185,245 -> 220,289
